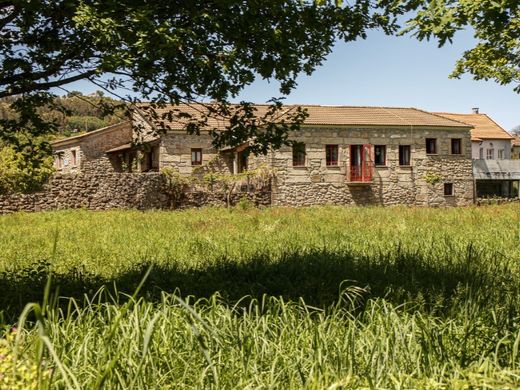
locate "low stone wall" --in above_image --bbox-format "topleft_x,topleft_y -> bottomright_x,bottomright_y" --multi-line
0,173 -> 272,214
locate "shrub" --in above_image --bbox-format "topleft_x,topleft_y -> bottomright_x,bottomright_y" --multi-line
0,146 -> 54,194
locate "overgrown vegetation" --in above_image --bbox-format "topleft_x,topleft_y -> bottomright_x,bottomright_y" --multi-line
0,143 -> 54,194
0,92 -> 125,139
0,205 -> 519,388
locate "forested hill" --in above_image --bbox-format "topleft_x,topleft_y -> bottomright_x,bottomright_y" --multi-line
0,91 -> 127,139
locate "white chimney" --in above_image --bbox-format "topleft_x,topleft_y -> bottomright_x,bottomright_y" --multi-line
472,107 -> 479,114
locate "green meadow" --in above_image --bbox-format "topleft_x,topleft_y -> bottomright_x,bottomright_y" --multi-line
0,205 -> 519,388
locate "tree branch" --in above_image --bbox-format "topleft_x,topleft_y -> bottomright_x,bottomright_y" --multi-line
0,69 -> 98,98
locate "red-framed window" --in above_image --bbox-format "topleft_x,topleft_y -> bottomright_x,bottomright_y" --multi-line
325,144 -> 339,166
191,148 -> 202,165
292,143 -> 306,167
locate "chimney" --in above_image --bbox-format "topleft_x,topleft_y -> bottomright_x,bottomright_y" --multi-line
472,107 -> 479,114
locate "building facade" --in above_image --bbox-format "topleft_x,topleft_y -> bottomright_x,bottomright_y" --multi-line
133,105 -> 475,207
436,110 -> 519,199
50,105 -> 477,207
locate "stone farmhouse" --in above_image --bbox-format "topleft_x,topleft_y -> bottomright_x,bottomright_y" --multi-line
436,109 -> 520,198
52,104 -> 476,207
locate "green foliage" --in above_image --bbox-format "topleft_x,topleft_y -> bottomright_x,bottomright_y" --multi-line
0,328 -> 49,389
403,0 -> 520,92
0,0 -> 398,154
160,167 -> 193,208
0,145 -> 54,194
1,205 -> 520,387
423,171 -> 443,185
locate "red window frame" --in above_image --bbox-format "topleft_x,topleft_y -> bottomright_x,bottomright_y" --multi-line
191,148 -> 202,165
325,144 -> 339,166
292,143 -> 306,167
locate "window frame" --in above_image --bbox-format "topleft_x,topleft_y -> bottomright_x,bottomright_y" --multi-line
191,148 -> 203,166
292,143 -> 306,167
325,144 -> 339,166
399,145 -> 411,166
486,148 -> 494,160
71,149 -> 77,167
374,145 -> 386,166
451,138 -> 462,155
498,149 -> 504,159
425,138 -> 437,155
444,183 -> 454,196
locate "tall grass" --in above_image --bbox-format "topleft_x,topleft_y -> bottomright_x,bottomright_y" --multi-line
1,205 -> 520,388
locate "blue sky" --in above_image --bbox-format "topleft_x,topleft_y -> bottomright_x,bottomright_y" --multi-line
68,29 -> 520,131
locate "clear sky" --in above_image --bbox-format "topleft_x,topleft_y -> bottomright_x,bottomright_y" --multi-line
68,28 -> 520,131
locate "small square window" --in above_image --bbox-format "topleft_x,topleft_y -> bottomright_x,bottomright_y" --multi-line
451,139 -> 462,155
374,145 -> 386,166
292,143 -> 306,167
399,145 -> 411,166
191,148 -> 202,165
426,138 -> 437,154
444,183 -> 454,196
325,144 -> 339,166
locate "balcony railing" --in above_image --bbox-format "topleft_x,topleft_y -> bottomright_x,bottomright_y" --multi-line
348,162 -> 373,183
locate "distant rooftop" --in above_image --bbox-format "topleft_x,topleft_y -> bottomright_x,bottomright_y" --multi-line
435,112 -> 513,141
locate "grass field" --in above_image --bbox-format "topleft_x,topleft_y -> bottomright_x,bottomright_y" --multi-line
0,205 -> 519,388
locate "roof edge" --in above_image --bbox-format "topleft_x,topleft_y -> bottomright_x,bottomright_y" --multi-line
51,121 -> 131,147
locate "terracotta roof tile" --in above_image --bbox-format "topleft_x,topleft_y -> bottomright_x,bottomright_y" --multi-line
434,113 -> 513,141
513,136 -> 520,147
137,104 -> 472,130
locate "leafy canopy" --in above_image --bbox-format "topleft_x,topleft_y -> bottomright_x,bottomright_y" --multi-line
0,0 -> 518,156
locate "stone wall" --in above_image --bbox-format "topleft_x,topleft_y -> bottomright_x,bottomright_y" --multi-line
0,173 -> 272,214
153,126 -> 474,207
269,127 -> 474,207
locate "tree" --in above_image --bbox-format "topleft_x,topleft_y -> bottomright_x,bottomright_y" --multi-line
0,1 -> 518,158
0,0 -> 397,153
400,0 -> 519,91
511,125 -> 520,136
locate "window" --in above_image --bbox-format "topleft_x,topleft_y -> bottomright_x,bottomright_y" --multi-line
71,150 -> 77,166
191,148 -> 202,165
498,149 -> 504,159
426,138 -> 437,154
374,145 -> 386,166
486,148 -> 494,160
325,144 -> 339,166
479,147 -> 484,159
451,139 -> 462,155
444,183 -> 454,196
292,143 -> 306,167
399,145 -> 411,166
55,155 -> 63,169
